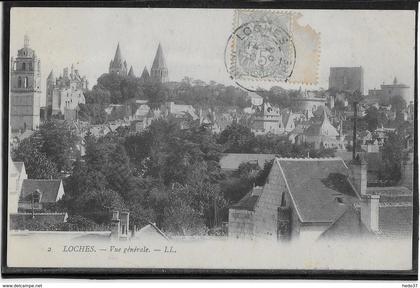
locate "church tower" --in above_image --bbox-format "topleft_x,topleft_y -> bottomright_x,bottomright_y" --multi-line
139,66 -> 150,83
150,43 -> 168,83
10,35 -> 41,132
128,66 -> 135,78
109,43 -> 128,76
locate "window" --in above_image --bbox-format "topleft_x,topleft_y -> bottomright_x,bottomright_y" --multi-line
335,196 -> 344,204
29,62 -> 33,71
24,77 -> 28,88
22,62 -> 26,71
281,192 -> 286,207
17,76 -> 22,88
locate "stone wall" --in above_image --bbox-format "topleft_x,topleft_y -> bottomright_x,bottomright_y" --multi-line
228,209 -> 255,239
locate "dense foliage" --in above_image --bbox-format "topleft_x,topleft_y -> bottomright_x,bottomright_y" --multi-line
12,121 -> 79,177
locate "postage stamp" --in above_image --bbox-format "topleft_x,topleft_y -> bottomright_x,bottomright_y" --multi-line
227,10 -> 320,88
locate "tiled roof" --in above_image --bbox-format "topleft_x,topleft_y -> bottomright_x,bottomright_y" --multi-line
220,153 -> 276,171
20,179 -> 62,203
367,186 -> 412,196
319,205 -> 372,239
304,110 -> 339,137
231,191 -> 260,211
277,158 -> 359,223
367,186 -> 413,207
135,223 -> 169,240
378,206 -> 412,237
313,105 -> 332,118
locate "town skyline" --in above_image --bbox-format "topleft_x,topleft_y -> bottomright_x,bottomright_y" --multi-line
11,8 -> 415,107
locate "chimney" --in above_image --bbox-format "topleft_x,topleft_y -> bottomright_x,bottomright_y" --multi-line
349,155 -> 367,197
330,95 -> 335,109
277,206 -> 291,241
110,210 -> 120,240
360,194 -> 380,232
251,186 -> 263,197
120,210 -> 130,239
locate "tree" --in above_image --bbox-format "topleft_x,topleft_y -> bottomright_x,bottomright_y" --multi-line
364,107 -> 379,132
364,106 -> 387,132
266,86 -> 297,108
218,122 -> 255,153
120,77 -> 143,101
104,144 -> 135,199
347,90 -> 363,104
84,85 -> 111,105
162,184 -> 207,236
378,132 -> 407,185
142,81 -> 168,109
64,158 -> 107,200
74,188 -> 125,224
12,138 -> 59,179
255,159 -> 274,186
36,121 -> 79,172
97,73 -> 126,104
390,95 -> 406,113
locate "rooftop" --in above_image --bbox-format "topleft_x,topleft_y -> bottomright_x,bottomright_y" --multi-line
231,191 -> 260,211
20,179 -> 62,203
276,157 -> 359,223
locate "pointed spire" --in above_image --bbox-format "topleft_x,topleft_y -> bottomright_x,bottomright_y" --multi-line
150,43 -> 168,83
140,66 -> 150,82
47,70 -> 54,80
393,76 -> 398,85
319,106 -> 339,137
113,42 -> 123,65
128,66 -> 135,77
152,43 -> 167,70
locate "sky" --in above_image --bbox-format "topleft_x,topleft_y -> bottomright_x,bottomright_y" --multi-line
10,8 -> 415,106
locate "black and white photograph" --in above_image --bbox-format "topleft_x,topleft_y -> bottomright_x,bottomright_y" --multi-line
2,4 -> 417,278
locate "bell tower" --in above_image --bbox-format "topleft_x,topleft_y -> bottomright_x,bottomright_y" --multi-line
151,43 -> 169,83
10,34 -> 41,131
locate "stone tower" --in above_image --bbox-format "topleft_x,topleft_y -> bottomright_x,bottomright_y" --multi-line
150,43 -> 168,83
46,70 -> 55,112
109,43 -> 128,76
10,35 -> 41,132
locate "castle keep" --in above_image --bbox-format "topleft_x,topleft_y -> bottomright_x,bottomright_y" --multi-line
46,65 -> 88,121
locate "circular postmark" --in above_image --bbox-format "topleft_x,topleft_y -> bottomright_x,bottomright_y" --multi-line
224,20 -> 296,91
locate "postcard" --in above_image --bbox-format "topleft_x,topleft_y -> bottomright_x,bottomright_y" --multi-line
4,6 -> 416,276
